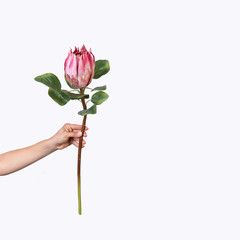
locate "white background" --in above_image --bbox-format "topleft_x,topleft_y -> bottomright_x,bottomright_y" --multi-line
0,0 -> 240,239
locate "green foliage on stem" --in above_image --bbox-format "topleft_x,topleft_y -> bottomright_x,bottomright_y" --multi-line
34,73 -> 90,106
62,90 -> 89,100
93,60 -> 110,79
91,85 -> 107,91
91,91 -> 109,105
35,73 -> 61,91
78,105 -> 97,116
48,88 -> 70,106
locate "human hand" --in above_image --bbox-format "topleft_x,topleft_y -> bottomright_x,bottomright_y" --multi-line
49,123 -> 88,150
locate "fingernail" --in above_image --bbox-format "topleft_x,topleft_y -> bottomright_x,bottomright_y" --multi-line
77,132 -> 82,136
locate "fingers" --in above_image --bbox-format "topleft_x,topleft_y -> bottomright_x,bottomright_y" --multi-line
67,131 -> 87,138
73,130 -> 87,137
68,131 -> 82,138
63,123 -> 88,148
72,139 -> 86,148
72,141 -> 79,148
65,123 -> 89,131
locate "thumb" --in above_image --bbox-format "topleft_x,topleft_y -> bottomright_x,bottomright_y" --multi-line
67,131 -> 82,138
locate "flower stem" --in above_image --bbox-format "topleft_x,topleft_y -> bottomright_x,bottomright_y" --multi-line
77,88 -> 87,215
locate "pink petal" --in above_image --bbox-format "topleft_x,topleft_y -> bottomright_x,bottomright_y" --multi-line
77,55 -> 85,79
68,54 -> 78,78
64,52 -> 72,73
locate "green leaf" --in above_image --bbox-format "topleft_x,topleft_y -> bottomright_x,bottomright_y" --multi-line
62,90 -> 89,100
35,73 -> 61,91
93,60 -> 110,79
64,74 -> 77,89
78,105 -> 97,116
48,88 -> 70,106
91,85 -> 107,91
91,91 -> 109,105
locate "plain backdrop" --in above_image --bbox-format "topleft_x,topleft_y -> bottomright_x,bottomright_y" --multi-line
0,0 -> 240,239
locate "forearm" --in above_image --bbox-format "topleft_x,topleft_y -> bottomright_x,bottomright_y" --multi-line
0,138 -> 57,176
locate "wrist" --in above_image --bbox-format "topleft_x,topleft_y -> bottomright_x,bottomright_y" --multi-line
45,137 -> 58,152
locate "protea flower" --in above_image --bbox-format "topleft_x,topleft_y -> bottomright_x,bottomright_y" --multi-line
64,45 -> 95,89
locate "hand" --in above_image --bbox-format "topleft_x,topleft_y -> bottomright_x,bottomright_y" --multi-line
49,123 -> 88,150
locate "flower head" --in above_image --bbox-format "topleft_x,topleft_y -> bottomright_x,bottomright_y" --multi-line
64,45 -> 95,89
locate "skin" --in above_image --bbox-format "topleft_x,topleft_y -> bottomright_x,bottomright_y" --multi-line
0,123 -> 88,176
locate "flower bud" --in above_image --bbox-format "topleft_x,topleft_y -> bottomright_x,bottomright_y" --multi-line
64,45 -> 95,89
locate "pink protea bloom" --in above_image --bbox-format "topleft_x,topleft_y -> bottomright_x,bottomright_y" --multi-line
64,45 -> 95,89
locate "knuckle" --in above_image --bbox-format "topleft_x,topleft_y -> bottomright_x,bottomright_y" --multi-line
64,123 -> 70,127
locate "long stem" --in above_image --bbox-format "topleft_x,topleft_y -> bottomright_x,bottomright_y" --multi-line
77,88 -> 87,215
